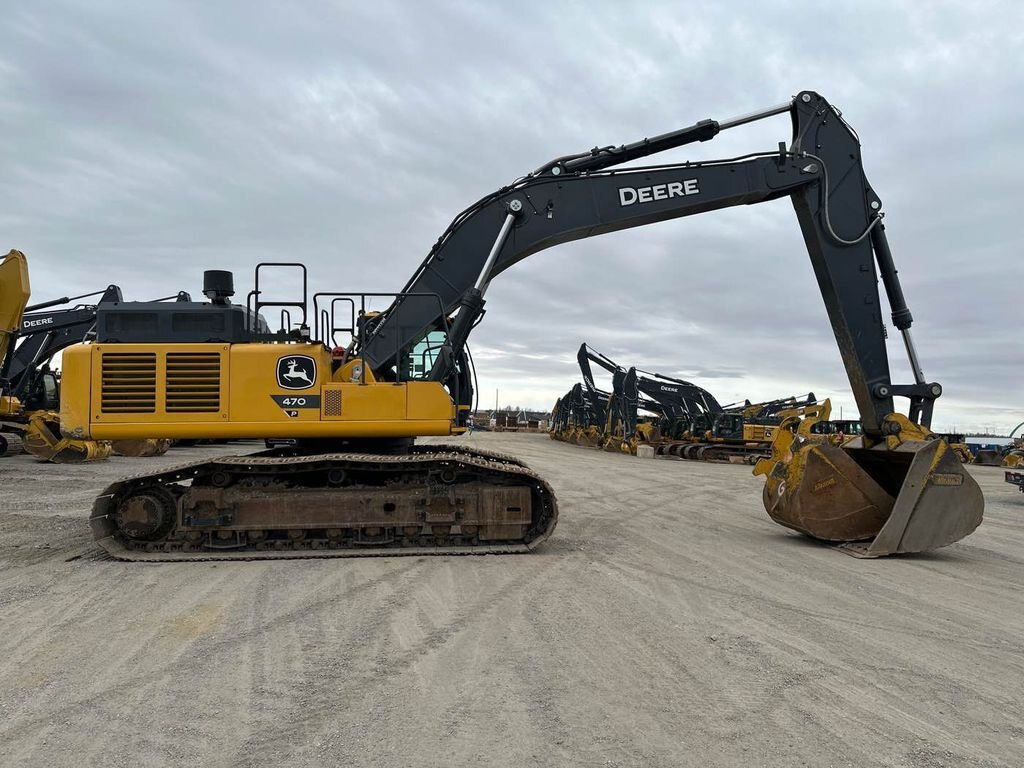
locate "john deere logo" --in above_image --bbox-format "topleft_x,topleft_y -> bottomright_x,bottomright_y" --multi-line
276,355 -> 317,390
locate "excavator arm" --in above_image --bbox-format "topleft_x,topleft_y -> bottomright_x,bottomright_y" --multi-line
632,370 -> 721,421
361,91 -> 936,440
4,286 -> 124,408
572,344 -> 621,446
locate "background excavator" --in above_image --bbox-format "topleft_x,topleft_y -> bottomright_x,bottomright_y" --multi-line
671,393 -> 824,463
972,422 -> 1024,467
573,344 -> 617,447
50,90 -> 982,560
549,389 -> 570,439
575,343 -> 731,455
810,418 -> 864,445
0,250 -> 185,461
631,369 -> 722,444
575,343 -> 651,452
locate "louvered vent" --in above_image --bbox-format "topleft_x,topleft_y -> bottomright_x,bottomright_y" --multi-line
101,353 -> 156,413
166,352 -> 221,412
324,389 -> 342,416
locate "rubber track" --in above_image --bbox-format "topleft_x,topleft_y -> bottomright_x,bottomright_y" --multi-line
1,423 -> 25,457
0,430 -> 24,457
666,441 -> 770,463
90,444 -> 558,562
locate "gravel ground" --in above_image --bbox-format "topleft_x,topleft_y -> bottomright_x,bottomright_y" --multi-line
0,433 -> 1021,767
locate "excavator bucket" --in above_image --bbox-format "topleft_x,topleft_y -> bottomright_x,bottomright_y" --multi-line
972,449 -> 1004,466
755,422 -> 983,557
111,438 -> 173,458
22,412 -> 112,463
575,426 -> 603,447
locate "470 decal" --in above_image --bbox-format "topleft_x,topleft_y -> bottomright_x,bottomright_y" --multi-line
270,394 -> 321,409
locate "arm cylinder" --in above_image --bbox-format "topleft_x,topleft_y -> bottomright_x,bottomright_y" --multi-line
870,222 -> 925,385
870,222 -> 913,331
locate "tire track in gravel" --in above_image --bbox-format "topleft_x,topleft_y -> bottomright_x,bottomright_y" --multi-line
594,518 -> 1021,764
606,528 -> 1024,663
222,548 -> 572,766
0,558 -> 431,745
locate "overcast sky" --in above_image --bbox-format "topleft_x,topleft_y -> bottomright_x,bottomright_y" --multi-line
2,1 -> 1021,434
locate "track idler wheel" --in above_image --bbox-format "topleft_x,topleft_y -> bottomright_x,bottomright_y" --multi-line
114,485 -> 178,541
754,415 -> 984,557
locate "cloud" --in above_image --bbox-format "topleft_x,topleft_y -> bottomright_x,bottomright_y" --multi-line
2,1 -> 1021,434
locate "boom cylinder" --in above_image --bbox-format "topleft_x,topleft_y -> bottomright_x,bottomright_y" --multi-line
474,211 -> 517,293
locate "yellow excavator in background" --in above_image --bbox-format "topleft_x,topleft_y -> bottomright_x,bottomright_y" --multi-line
0,250 -> 172,462
45,90 -> 982,560
670,394 -> 824,463
0,250 -> 31,456
972,423 -> 1024,467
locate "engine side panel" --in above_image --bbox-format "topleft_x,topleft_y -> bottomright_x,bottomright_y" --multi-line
60,342 -> 456,440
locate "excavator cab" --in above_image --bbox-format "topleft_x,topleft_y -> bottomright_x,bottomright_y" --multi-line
712,414 -> 745,441
24,366 -> 60,412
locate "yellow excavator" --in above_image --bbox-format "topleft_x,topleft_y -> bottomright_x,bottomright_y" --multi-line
0,250 -> 112,461
0,249 -> 172,462
42,90 -> 980,560
671,394 -> 824,463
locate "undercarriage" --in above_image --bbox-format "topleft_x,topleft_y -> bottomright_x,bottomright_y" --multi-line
90,444 -> 558,561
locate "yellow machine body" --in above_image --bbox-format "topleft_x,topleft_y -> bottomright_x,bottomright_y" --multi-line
741,423 -> 776,442
0,250 -> 31,365
0,394 -> 20,418
60,342 -> 461,441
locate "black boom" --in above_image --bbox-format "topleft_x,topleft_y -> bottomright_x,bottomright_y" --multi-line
360,91 -> 939,436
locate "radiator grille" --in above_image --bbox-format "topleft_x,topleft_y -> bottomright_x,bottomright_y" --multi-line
324,389 -> 342,416
101,353 -> 156,413
166,353 -> 221,412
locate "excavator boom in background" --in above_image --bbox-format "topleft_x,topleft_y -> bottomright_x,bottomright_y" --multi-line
42,90 -> 982,559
